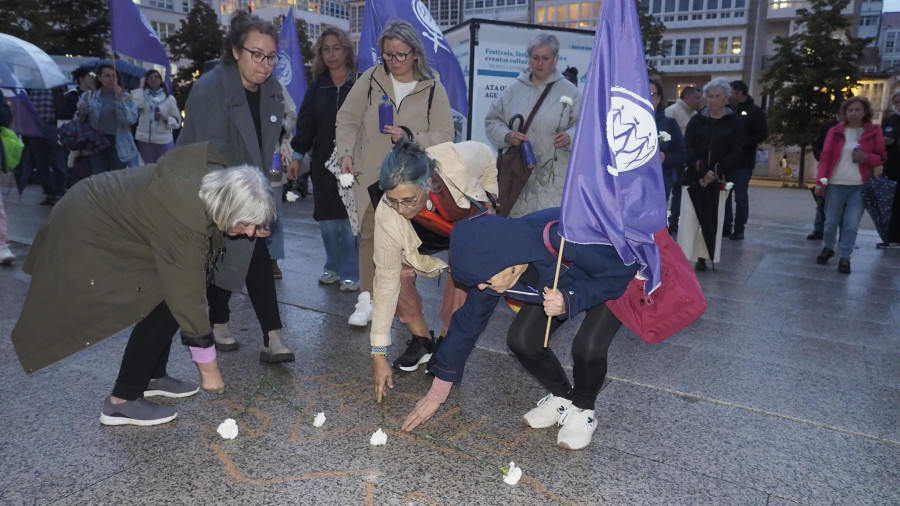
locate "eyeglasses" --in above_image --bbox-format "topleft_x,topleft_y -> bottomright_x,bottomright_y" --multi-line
382,188 -> 424,209
381,49 -> 415,62
241,46 -> 278,66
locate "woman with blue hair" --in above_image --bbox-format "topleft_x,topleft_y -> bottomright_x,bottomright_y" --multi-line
369,139 -> 497,403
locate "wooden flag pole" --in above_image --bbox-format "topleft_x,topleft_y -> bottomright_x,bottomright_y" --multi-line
543,237 -> 566,348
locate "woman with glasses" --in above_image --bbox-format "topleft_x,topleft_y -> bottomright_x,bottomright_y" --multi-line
178,10 -> 294,363
336,19 -> 454,331
370,139 -> 497,402
484,34 -> 581,217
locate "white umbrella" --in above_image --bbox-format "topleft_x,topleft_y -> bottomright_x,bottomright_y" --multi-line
0,33 -> 68,89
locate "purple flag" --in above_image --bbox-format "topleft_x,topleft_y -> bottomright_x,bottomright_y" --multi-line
559,0 -> 667,293
275,7 -> 306,119
358,0 -> 468,116
109,0 -> 172,90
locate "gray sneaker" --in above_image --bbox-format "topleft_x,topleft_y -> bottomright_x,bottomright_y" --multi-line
143,376 -> 200,398
318,272 -> 340,285
99,397 -> 177,426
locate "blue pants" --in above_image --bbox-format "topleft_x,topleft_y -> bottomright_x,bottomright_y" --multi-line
319,218 -> 359,283
823,184 -> 864,259
25,126 -> 67,198
724,168 -> 752,233
90,135 -> 127,174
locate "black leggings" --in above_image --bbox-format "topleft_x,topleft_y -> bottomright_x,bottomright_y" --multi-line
112,301 -> 179,400
506,303 -> 622,410
208,237 -> 282,345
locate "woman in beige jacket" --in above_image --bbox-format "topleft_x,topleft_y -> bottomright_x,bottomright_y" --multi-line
370,140 -> 497,402
335,19 -> 454,329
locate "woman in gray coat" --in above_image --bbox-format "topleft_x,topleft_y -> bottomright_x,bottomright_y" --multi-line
484,34 -> 581,218
178,11 -> 293,362
11,142 -> 275,426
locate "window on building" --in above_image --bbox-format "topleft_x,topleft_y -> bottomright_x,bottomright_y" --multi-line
703,38 -> 715,55
707,0 -> 717,8
717,37 -> 728,54
675,39 -> 686,56
689,38 -> 701,55
665,0 -> 675,12
569,3 -> 579,19
731,36 -> 742,54
150,21 -> 176,44
148,0 -> 174,9
547,5 -> 556,21
734,0 -> 745,6
692,0 -> 703,9
537,5 -> 546,22
887,32 -> 896,53
653,0 -> 662,13
859,16 -> 878,27
557,4 -> 567,20
581,2 -> 591,19
679,0 -> 689,10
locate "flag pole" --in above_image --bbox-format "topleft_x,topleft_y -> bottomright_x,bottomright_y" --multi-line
543,237 -> 566,348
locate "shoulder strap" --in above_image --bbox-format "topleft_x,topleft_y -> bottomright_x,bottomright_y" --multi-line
542,220 -> 561,257
427,84 -> 435,127
522,81 -> 555,134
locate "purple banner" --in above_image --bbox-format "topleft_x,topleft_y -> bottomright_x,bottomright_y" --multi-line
109,0 -> 172,90
559,0 -> 667,292
275,6 -> 307,121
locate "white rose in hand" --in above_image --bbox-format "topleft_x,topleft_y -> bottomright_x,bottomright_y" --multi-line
285,191 -> 299,202
338,173 -> 356,188
559,96 -> 574,106
658,131 -> 672,142
819,177 -> 828,185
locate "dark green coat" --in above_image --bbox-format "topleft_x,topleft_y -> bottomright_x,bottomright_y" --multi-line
12,142 -> 226,373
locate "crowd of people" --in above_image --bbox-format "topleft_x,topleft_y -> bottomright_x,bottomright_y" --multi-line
3,10 -> 899,456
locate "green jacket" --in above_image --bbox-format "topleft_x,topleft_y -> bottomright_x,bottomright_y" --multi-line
12,142 -> 226,373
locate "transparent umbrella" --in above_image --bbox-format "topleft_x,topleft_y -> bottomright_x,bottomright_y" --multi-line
0,33 -> 68,89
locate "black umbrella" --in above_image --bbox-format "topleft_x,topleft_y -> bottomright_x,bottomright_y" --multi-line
78,59 -> 147,90
686,182 -> 721,262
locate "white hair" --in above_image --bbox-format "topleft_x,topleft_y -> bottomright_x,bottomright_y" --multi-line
703,78 -> 731,97
199,165 -> 275,231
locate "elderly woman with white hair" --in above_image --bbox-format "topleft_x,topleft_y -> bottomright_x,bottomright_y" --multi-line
11,142 -> 276,427
679,78 -> 745,271
484,33 -> 582,217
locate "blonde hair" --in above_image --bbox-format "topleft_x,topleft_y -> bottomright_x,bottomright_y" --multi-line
378,19 -> 432,81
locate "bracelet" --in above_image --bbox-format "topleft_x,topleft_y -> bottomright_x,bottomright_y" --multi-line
371,346 -> 388,357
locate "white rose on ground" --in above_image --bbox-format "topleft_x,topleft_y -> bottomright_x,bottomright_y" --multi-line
313,412 -> 326,427
338,173 -> 356,188
370,428 -> 387,446
285,191 -> 299,202
217,418 -> 239,439
559,96 -> 574,106
503,461 -> 523,485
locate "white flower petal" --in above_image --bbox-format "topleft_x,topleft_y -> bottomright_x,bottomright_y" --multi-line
217,418 -> 239,440
559,95 -> 574,106
286,191 -> 299,202
313,412 -> 326,427
725,182 -> 734,191
338,173 -> 355,188
819,177 -> 829,185
370,428 -> 387,446
658,131 -> 672,142
504,461 -> 523,485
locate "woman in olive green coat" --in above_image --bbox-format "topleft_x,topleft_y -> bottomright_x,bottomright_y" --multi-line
11,142 -> 276,426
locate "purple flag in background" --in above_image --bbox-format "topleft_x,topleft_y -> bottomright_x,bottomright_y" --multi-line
275,7 -> 306,119
109,0 -> 171,90
559,0 -> 667,293
358,0 -> 468,116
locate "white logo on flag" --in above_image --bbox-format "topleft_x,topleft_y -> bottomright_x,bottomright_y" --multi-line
606,86 -> 658,175
275,50 -> 292,85
412,0 -> 450,54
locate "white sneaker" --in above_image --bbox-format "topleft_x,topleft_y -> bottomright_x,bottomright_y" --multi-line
0,244 -> 14,265
557,408 -> 597,450
348,291 -> 373,327
523,393 -> 572,428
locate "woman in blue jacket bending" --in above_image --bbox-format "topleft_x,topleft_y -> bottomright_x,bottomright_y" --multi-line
401,208 -> 636,450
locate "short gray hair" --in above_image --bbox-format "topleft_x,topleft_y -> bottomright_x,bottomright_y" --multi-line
378,19 -> 432,81
527,34 -> 560,57
703,78 -> 731,97
199,165 -> 275,231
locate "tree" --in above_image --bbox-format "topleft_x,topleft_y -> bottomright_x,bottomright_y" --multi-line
294,19 -> 316,84
0,0 -> 109,57
167,1 -> 226,108
638,1 -> 670,73
760,0 -> 870,183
